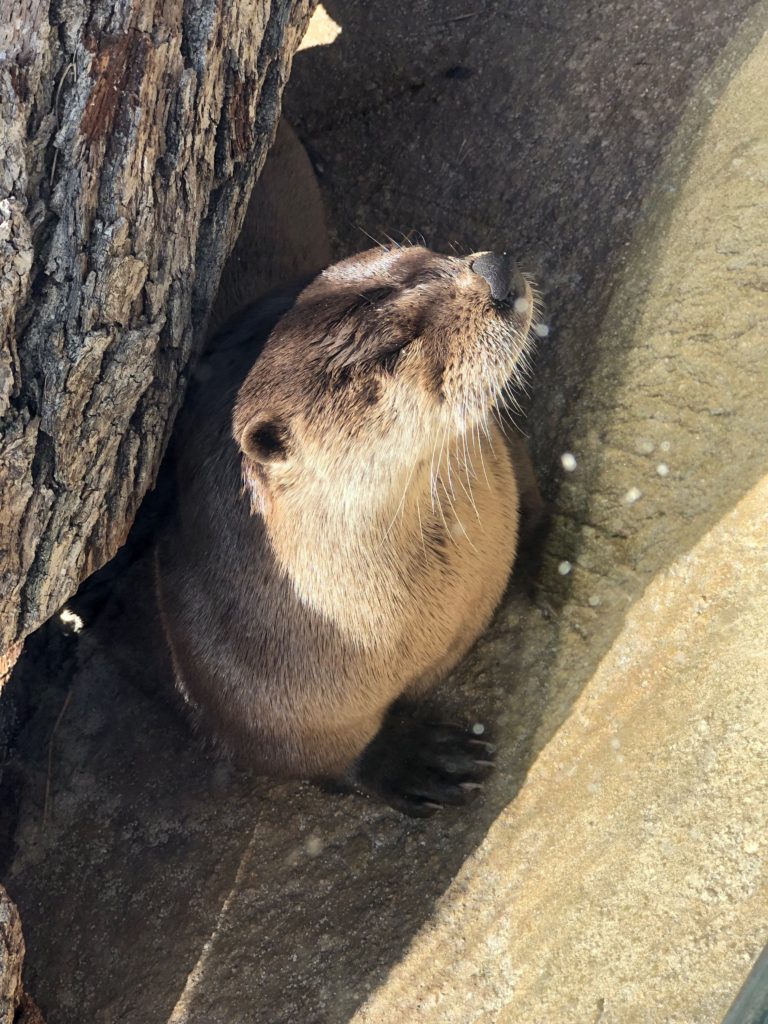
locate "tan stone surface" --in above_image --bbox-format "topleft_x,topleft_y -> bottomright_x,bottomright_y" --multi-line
353,476 -> 768,1024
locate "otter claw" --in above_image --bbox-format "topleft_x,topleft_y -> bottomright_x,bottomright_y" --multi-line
469,739 -> 497,754
349,715 -> 497,815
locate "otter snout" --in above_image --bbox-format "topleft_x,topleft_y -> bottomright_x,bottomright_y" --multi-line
469,251 -> 526,303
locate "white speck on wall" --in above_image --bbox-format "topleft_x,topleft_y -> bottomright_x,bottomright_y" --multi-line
533,322 -> 550,338
558,560 -> 572,575
560,452 -> 577,472
660,439 -> 671,452
514,296 -> 529,315
637,439 -> 655,454
305,836 -> 324,857
656,462 -> 669,477
622,487 -> 642,505
471,722 -> 486,736
610,736 -> 621,750
60,608 -> 83,633
588,594 -> 601,607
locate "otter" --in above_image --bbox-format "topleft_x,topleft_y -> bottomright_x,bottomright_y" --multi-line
154,246 -> 536,815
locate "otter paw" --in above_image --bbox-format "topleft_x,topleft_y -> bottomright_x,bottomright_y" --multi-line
350,718 -> 496,818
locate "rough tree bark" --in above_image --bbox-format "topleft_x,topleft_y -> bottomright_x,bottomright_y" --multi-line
1,884 -> 43,1022
0,0 -> 316,672
0,885 -> 24,1024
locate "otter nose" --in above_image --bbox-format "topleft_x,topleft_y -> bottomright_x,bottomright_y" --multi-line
470,251 -> 523,301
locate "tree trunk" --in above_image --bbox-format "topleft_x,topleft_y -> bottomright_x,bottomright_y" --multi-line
0,0 -> 316,669
1,883 -> 43,1023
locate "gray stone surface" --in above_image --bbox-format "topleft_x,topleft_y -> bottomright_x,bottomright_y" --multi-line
2,2 -> 767,1022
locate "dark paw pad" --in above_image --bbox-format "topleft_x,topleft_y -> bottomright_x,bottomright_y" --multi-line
350,717 -> 496,817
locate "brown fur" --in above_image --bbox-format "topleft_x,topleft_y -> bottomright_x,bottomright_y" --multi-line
156,244 -> 535,780
154,126 -> 538,801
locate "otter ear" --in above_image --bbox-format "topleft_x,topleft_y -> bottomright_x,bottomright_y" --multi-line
240,417 -> 290,463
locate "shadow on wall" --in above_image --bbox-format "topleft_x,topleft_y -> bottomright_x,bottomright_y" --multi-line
2,2 -> 767,1022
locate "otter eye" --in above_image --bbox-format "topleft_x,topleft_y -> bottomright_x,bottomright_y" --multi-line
363,287 -> 394,305
376,341 -> 409,373
240,418 -> 289,463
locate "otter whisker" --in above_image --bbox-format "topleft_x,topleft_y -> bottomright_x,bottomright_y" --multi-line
428,412 -> 452,513
435,416 -> 472,548
437,462 -> 477,552
399,229 -> 427,249
454,438 -> 481,522
415,496 -> 429,561
490,403 -> 516,444
355,225 -> 389,250
480,412 -> 494,454
512,346 -> 535,391
466,415 -> 484,489
380,445 -> 421,545
458,378 -> 480,517
431,415 -> 453,512
456,430 -> 481,528
459,396 -> 477,478
498,391 -> 524,429
439,417 -> 457,503
496,395 -> 526,438
501,378 -> 526,415
467,399 -> 479,459
472,366 -> 494,484
478,351 -> 499,452
468,374 -> 486,471
471,410 -> 492,494
428,426 -> 441,512
434,457 -> 462,550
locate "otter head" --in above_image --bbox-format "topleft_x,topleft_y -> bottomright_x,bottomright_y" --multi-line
233,245 -> 535,522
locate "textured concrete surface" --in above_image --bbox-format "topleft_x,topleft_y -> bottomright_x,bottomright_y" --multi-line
1,2 -> 767,1021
